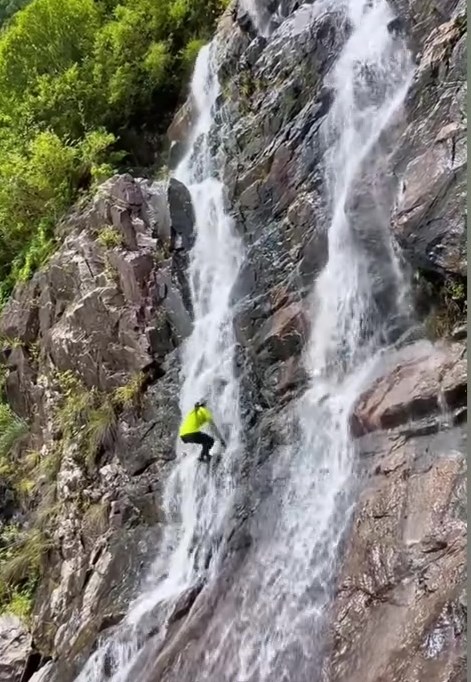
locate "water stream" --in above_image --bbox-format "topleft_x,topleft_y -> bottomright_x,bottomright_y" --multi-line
75,41 -> 244,682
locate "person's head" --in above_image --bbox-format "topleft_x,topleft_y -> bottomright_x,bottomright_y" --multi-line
194,399 -> 207,410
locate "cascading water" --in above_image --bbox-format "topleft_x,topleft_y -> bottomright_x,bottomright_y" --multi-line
74,41 -> 244,682
154,0 -> 415,680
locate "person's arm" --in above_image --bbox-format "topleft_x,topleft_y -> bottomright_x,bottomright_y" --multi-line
205,409 -> 226,446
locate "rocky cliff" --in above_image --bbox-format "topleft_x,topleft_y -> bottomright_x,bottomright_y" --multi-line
0,174 -> 195,679
0,0 -> 466,680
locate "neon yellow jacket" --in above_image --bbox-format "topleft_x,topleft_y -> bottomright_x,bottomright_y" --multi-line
179,406 -> 214,437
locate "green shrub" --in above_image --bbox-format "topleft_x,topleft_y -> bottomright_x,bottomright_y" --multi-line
1,585 -> 35,621
424,276 -> 467,340
97,226 -> 123,249
0,527 -> 51,588
84,401 -> 116,466
0,403 -> 28,459
0,0 -> 228,299
112,371 -> 145,408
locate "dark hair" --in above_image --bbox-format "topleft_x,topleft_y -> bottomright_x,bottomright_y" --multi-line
194,400 -> 206,409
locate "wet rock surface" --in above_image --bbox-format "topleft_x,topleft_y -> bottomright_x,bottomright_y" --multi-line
144,0 -> 467,678
351,340 -> 466,436
325,423 -> 466,682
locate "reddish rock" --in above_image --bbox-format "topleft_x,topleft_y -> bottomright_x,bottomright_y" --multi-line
324,425 -> 467,682
254,301 -> 309,362
351,341 -> 466,437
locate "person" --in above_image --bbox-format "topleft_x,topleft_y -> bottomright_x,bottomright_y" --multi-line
179,400 -> 226,462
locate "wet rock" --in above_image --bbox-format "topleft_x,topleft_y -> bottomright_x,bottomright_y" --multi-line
116,353 -> 180,475
324,425 -> 466,682
167,98 -> 195,143
253,301 -> 308,362
0,615 -> 32,682
389,11 -> 466,278
167,178 -> 195,252
32,526 -> 161,678
351,340 -> 466,436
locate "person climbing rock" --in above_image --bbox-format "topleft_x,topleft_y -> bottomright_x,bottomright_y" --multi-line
179,400 -> 226,462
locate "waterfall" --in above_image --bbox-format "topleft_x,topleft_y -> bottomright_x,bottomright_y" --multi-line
74,40 -> 244,682
152,0 -> 415,680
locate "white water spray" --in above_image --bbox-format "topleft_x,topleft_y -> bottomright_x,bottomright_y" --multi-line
74,41 -> 244,682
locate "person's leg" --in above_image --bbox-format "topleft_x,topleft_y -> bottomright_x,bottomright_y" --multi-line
181,432 -> 214,461
198,433 -> 214,462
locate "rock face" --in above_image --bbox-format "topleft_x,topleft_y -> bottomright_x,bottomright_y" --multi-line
325,341 -> 467,682
389,6 -> 466,277
0,174 -> 193,679
0,616 -> 32,682
351,340 -> 466,436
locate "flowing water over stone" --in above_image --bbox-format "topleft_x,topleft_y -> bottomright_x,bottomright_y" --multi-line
74,41 -> 245,682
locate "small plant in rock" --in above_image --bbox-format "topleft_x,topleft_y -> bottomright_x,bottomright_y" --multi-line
56,371 -> 95,440
0,403 -> 28,459
104,254 -> 120,285
0,366 -> 7,396
153,246 -> 170,264
423,275 -> 467,340
156,165 -> 170,181
55,370 -> 120,469
0,524 -> 52,621
0,527 -> 52,593
27,341 -> 41,364
82,501 -> 109,541
97,226 -> 123,249
84,400 -> 117,466
39,443 -> 63,483
34,497 -> 62,532
112,372 -> 145,409
0,335 -> 23,352
1,585 -> 36,621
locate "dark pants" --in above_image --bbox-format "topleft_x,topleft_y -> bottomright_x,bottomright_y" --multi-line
181,432 -> 215,462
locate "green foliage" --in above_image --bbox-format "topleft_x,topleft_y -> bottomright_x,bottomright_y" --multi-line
0,403 -> 28,459
0,0 -> 227,300
112,372 -> 145,408
97,226 -> 123,249
0,527 -> 51,592
56,370 -> 118,466
84,401 -> 116,466
423,276 -> 467,340
181,38 -> 206,75
1,585 -> 35,621
0,0 -> 29,26
0,524 -> 52,622
57,371 -> 96,441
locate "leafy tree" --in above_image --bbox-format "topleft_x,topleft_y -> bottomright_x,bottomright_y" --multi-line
0,0 -> 228,303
